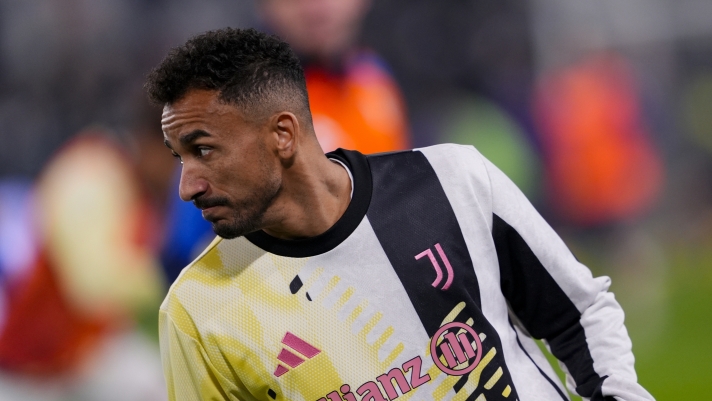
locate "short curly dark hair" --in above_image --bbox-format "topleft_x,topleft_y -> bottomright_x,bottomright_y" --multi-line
145,28 -> 310,124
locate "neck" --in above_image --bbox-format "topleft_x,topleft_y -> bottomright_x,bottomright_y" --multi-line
261,146 -> 351,240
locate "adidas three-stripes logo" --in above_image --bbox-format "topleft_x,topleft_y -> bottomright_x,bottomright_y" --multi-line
274,332 -> 321,377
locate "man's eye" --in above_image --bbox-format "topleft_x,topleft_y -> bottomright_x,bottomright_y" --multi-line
198,147 -> 212,157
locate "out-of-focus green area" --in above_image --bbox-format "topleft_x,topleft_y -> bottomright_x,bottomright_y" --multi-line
626,243 -> 712,398
537,230 -> 712,400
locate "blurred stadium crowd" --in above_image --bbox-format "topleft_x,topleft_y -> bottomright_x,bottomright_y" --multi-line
0,0 -> 711,400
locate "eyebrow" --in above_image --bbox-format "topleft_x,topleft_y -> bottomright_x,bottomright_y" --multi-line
164,129 -> 211,150
180,130 -> 211,146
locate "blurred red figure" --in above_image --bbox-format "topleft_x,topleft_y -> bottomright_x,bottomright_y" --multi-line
259,0 -> 410,153
0,131 -> 166,400
534,54 -> 663,226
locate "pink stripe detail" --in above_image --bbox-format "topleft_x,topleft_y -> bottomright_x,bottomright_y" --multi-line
277,348 -> 305,368
282,332 -> 321,358
459,332 -> 477,359
416,248 -> 443,288
440,342 -> 458,368
274,364 -> 289,377
444,332 -> 468,364
434,243 -> 454,290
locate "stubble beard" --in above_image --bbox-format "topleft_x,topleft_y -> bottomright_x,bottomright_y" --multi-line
211,175 -> 282,239
199,138 -> 284,239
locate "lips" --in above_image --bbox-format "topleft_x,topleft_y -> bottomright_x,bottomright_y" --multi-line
193,197 -> 229,210
201,206 -> 221,221
193,197 -> 230,220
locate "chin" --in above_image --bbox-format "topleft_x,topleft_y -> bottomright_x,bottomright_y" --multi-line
209,187 -> 279,239
212,218 -> 261,239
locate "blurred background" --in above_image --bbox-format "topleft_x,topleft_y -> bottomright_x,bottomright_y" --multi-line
0,0 -> 710,399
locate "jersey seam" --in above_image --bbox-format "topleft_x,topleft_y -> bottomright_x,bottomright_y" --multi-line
508,318 -> 570,401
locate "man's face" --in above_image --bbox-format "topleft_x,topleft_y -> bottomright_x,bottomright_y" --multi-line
162,89 -> 282,239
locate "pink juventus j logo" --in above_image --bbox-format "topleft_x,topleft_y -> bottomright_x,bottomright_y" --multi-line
415,243 -> 454,290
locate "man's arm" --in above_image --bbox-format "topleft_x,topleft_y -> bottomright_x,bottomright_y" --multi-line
159,311 -> 237,401
483,155 -> 654,401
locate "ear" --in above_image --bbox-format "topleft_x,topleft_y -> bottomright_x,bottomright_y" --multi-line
272,112 -> 299,161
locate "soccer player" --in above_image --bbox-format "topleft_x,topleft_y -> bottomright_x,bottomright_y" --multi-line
147,28 -> 654,401
159,0 -> 409,286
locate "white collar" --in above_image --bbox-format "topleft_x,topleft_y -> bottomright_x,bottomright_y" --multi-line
329,158 -> 354,199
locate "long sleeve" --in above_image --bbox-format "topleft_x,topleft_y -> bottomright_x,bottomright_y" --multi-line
159,311 -> 238,401
483,155 -> 654,401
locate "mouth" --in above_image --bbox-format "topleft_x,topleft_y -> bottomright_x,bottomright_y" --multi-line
201,205 -> 224,221
194,197 -> 230,220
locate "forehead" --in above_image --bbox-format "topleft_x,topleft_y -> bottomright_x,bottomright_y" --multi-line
161,89 -> 272,147
161,89 -> 225,130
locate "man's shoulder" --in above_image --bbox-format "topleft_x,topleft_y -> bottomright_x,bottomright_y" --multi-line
366,143 -> 486,176
364,144 -> 493,211
160,235 -> 273,338
365,143 -> 480,158
415,143 -> 482,158
160,235 -> 251,313
365,143 -> 481,160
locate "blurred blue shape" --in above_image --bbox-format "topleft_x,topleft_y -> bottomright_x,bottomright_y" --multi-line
159,172 -> 213,286
0,179 -> 38,285
0,178 -> 38,334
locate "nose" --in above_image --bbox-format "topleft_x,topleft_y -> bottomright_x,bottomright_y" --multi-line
178,163 -> 208,202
